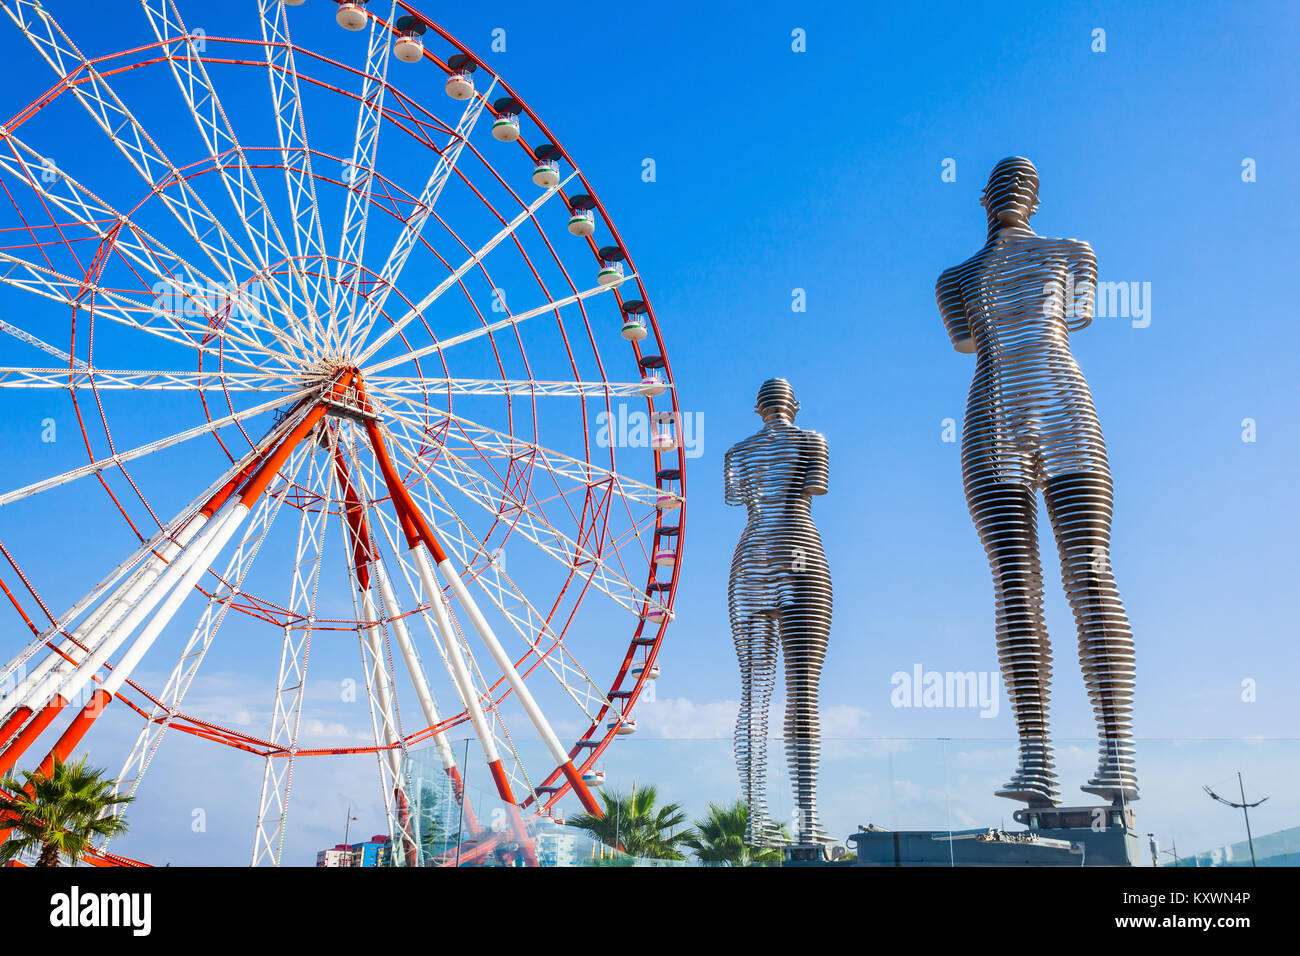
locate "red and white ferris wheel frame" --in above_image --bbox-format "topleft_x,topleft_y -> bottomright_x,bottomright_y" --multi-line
0,0 -> 685,864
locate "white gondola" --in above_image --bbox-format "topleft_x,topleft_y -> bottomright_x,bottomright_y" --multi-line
336,2 -> 367,30
606,717 -> 637,736
581,769 -> 606,787
653,545 -> 676,567
568,208 -> 595,237
445,53 -> 477,100
630,663 -> 661,681
620,313 -> 647,341
533,158 -> 560,188
491,97 -> 521,142
493,113 -> 520,142
283,0 -> 305,6
650,412 -> 677,451
655,493 -> 681,511
644,606 -> 673,624
394,33 -> 424,63
639,369 -> 666,397
597,259 -> 625,288
446,71 -> 474,100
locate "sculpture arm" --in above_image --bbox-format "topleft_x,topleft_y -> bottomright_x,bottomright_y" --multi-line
936,266 -> 975,353
1065,239 -> 1098,332
804,432 -> 829,496
724,445 -> 743,506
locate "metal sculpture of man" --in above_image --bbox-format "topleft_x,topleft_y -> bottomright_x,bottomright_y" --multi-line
935,157 -> 1137,809
725,379 -> 832,846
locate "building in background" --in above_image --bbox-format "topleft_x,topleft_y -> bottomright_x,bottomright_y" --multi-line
351,835 -> 393,868
315,835 -> 393,868
316,844 -> 353,867
533,819 -> 581,868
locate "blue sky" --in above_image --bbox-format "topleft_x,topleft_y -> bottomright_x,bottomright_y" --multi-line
0,0 -> 1296,865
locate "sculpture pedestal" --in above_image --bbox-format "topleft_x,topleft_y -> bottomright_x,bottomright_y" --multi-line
847,806 -> 1148,867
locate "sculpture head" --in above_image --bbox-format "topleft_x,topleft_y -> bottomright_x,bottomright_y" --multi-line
755,378 -> 799,423
980,156 -> 1040,236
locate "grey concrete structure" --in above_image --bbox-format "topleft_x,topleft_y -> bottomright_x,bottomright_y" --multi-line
935,157 -> 1138,808
725,379 -> 833,846
849,805 -> 1147,867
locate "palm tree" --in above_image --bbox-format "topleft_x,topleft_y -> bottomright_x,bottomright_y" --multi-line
683,799 -> 785,866
0,755 -> 133,867
566,784 -> 690,861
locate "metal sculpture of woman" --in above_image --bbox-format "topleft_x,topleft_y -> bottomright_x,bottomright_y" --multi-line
935,157 -> 1137,809
725,379 -> 832,846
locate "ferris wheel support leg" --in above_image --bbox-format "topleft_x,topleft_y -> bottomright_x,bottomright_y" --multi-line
361,420 -> 510,799
362,420 -> 541,863
371,557 -> 477,835
23,505 -> 251,774
0,522 -> 196,725
361,417 -> 597,818
0,694 -> 68,778
334,448 -> 416,865
0,506 -> 239,778
0,399 -> 306,734
0,707 -> 33,750
0,393 -> 336,779
436,560 -> 602,818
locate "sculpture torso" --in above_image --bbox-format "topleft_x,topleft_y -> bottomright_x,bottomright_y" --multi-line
725,421 -> 829,615
938,230 -> 1107,485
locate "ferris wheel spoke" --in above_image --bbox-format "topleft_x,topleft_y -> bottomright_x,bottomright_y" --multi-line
330,2 -> 401,353
0,141 -> 302,370
353,434 -> 604,716
377,394 -> 663,506
1,1 -> 294,337
257,0 -> 331,343
0,251 -> 290,375
342,73 -> 497,352
108,442 -> 310,848
382,414 -> 657,619
363,375 -> 656,399
359,276 -> 630,377
0,366 -> 300,391
353,169 -> 578,366
0,387 -> 311,509
138,0 -> 323,356
252,438 -> 336,867
362,435 -> 613,722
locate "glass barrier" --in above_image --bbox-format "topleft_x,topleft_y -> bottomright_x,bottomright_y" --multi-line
395,737 -> 1298,867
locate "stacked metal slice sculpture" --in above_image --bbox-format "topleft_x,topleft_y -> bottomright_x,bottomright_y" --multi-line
725,379 -> 834,845
935,157 -> 1138,808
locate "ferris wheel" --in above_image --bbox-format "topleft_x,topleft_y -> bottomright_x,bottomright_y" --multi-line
0,0 -> 683,866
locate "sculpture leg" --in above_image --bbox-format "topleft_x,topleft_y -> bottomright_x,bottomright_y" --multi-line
967,478 -> 1060,806
733,613 -> 778,845
779,583 -> 831,845
1043,471 -> 1138,804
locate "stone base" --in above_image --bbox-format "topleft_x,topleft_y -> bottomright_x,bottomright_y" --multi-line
847,806 -> 1148,867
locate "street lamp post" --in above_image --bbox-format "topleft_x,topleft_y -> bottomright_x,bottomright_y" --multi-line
1204,772 -> 1268,867
343,804 -> 359,863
